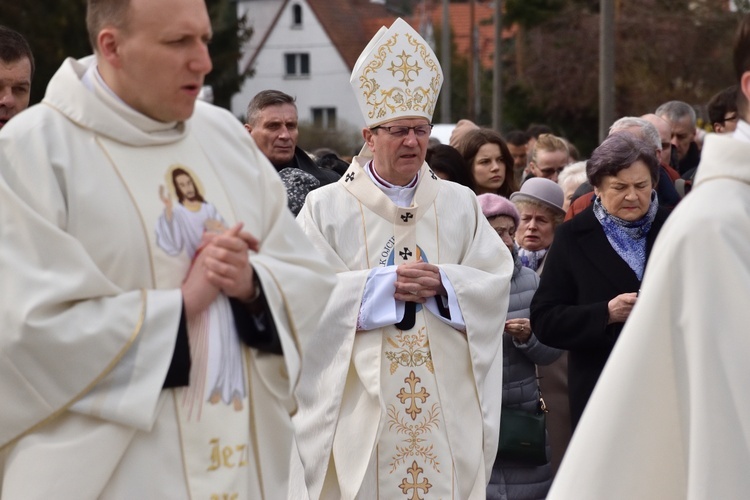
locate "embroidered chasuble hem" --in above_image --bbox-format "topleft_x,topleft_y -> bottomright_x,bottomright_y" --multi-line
0,289 -> 148,451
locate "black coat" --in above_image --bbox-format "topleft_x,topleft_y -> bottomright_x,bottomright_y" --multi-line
530,205 -> 669,428
279,146 -> 340,186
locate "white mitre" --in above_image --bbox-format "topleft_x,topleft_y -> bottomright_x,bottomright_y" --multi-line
351,17 -> 443,128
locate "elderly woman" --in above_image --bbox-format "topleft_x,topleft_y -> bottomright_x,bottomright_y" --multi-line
478,193 -> 563,500
530,133 -> 670,429
509,176 -> 570,474
456,128 -> 519,197
510,177 -> 566,274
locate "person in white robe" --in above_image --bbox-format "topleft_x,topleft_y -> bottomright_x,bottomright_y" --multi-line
546,15 -> 750,499
0,0 -> 335,498
293,18 -> 513,500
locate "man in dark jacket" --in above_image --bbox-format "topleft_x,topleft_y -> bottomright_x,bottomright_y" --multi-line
245,90 -> 339,214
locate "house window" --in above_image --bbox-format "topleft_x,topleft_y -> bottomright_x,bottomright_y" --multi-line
285,53 -> 310,78
292,4 -> 303,26
312,108 -> 337,129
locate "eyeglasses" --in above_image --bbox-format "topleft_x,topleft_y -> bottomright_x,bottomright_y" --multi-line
722,113 -> 738,123
538,166 -> 565,177
371,124 -> 433,138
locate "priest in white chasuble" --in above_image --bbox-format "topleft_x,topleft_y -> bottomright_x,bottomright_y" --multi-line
0,0 -> 335,498
294,18 -> 513,500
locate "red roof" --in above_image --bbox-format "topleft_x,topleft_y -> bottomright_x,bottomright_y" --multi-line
306,0 -> 394,69
247,0 -> 515,73
419,1 -> 517,70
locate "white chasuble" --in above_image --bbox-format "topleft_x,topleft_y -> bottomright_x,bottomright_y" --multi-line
296,156 -> 511,500
99,137 -> 260,499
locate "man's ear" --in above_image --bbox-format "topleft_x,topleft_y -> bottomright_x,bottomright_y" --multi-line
244,123 -> 252,134
97,28 -> 122,68
740,71 -> 750,120
362,128 -> 376,152
528,161 -> 538,176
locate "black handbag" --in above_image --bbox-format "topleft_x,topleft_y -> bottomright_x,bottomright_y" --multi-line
496,395 -> 548,466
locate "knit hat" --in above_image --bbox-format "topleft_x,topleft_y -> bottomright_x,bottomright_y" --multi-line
477,193 -> 520,227
510,177 -> 566,216
279,167 -> 320,216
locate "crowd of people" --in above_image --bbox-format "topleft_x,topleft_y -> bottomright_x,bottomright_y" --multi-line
2,1 -> 750,499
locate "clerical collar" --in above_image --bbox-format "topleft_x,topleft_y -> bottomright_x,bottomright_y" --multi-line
733,119 -> 750,144
366,161 -> 418,207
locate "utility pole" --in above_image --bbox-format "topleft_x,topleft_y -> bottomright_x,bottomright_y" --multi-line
492,0 -> 502,131
468,0 -> 476,122
599,0 -> 615,142
441,0 -> 452,123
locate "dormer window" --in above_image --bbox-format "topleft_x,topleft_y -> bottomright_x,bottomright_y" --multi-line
292,4 -> 303,27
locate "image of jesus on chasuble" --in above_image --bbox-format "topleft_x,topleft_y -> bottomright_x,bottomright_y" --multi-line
155,165 -> 246,414
293,17 -> 513,500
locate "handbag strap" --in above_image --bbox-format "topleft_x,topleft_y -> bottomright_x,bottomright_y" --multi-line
536,367 -> 548,413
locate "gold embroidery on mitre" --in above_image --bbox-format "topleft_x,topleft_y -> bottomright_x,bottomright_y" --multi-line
358,31 -> 442,123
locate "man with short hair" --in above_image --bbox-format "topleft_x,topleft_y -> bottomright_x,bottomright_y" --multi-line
506,129 -> 530,182
0,0 -> 335,497
245,89 -> 339,186
527,133 -> 569,183
642,113 -> 678,177
656,100 -> 700,175
546,14 -> 750,499
294,18 -> 512,500
0,25 -> 34,129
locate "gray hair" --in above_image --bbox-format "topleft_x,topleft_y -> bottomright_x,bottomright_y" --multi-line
655,100 -> 697,126
558,161 -> 588,192
245,90 -> 296,125
587,133 -> 659,188
609,116 -> 661,153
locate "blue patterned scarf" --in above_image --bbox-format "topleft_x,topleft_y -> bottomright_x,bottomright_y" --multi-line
518,247 -> 548,272
592,191 -> 658,280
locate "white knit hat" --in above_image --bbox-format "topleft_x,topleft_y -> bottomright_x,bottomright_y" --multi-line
350,18 -> 443,128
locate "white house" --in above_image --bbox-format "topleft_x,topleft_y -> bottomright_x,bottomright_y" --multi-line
231,0 -> 395,132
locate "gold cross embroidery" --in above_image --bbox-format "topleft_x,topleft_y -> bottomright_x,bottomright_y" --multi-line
388,50 -> 422,86
397,371 -> 429,420
399,461 -> 432,500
